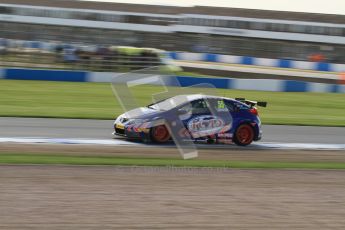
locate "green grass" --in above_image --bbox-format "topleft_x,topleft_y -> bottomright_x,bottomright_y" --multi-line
1,153 -> 345,169
0,79 -> 344,126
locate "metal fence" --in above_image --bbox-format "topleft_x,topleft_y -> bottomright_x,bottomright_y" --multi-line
0,50 -> 163,72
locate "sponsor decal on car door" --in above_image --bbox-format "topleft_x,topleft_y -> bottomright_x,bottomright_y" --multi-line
187,115 -> 228,138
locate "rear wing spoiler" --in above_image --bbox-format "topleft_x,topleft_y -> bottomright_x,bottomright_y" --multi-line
235,98 -> 267,107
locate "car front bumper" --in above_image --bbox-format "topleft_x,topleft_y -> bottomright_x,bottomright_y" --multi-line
113,122 -> 150,140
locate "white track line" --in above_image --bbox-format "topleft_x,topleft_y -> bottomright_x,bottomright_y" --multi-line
0,137 -> 139,146
0,137 -> 345,150
251,142 -> 345,150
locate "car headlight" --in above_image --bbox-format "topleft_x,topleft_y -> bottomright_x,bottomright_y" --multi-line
114,115 -> 123,124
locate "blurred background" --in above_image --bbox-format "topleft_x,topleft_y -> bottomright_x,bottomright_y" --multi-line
0,0 -> 344,72
1,2 -> 345,229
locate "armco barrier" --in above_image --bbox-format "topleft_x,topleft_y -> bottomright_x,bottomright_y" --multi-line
0,68 -> 4,79
0,68 -> 344,93
167,52 -> 345,73
5,68 -> 87,82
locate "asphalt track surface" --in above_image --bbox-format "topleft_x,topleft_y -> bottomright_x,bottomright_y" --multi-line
0,117 -> 344,144
176,60 -> 340,83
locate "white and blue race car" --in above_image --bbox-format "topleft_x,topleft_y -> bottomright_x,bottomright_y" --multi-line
113,94 -> 266,146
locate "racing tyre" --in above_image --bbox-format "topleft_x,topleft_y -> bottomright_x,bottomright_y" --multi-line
151,125 -> 170,143
233,124 -> 254,146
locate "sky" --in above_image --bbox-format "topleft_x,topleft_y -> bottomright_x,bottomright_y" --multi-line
79,0 -> 345,15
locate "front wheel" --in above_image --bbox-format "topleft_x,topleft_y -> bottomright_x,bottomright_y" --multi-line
233,124 -> 254,146
150,125 -> 170,143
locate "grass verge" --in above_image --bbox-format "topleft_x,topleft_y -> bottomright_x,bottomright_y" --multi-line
1,153 -> 345,169
0,79 -> 344,126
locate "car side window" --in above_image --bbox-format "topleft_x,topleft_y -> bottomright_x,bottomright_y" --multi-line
204,99 -> 227,112
216,99 -> 230,112
191,99 -> 210,115
179,99 -> 231,115
224,100 -> 235,112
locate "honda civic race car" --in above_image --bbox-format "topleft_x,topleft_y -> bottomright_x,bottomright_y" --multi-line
113,94 -> 267,146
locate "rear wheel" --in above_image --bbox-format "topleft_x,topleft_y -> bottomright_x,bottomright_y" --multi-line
233,124 -> 254,146
151,125 -> 170,143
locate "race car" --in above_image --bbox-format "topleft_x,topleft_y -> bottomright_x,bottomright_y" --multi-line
113,94 -> 267,146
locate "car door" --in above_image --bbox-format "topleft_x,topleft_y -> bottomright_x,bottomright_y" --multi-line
178,98 -> 232,139
176,99 -> 209,138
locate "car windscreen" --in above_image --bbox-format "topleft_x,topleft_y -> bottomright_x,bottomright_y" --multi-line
148,95 -> 196,111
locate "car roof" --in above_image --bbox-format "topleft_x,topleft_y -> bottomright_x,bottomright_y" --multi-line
178,94 -> 232,101
162,94 -> 235,104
